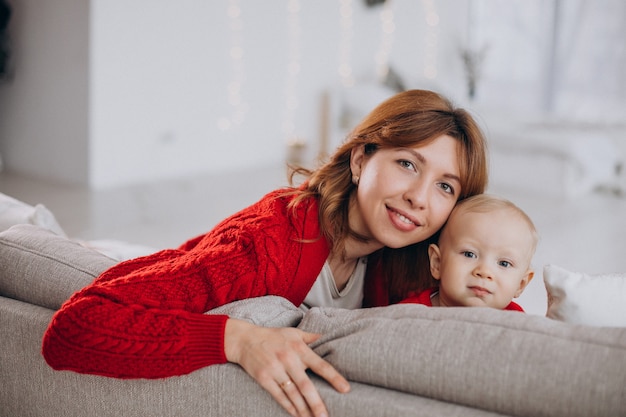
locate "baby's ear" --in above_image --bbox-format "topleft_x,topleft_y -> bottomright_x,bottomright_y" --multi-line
428,243 -> 442,280
514,269 -> 534,298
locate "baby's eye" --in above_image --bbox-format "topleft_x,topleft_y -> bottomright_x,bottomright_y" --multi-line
498,260 -> 512,268
462,251 -> 476,259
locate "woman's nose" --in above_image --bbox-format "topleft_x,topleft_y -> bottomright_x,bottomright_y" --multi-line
403,178 -> 429,209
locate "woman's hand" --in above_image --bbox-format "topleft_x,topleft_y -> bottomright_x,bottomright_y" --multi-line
225,318 -> 350,417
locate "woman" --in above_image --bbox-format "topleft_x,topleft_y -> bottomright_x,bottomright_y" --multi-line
43,89 -> 488,417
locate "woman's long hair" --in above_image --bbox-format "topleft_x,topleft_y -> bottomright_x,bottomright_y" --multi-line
290,89 -> 488,301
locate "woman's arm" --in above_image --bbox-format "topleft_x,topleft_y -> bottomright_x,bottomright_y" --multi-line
41,238 -> 300,377
42,191 -> 328,375
42,190 -> 342,416
43,291 -> 230,377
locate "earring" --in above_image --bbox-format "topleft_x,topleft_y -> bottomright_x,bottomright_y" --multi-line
352,175 -> 360,186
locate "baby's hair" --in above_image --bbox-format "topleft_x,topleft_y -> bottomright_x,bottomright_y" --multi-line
449,194 -> 539,252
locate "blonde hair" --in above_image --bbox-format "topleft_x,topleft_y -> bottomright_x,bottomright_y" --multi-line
288,89 -> 489,301
445,194 -> 539,253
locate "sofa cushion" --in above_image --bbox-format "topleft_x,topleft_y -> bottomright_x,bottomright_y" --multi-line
1,297 -> 499,417
208,295 -> 304,327
214,296 -> 626,417
0,224 -> 116,310
544,264 -> 626,327
303,305 -> 626,417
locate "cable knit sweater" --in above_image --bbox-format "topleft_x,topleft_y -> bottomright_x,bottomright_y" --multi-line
43,189 -> 388,379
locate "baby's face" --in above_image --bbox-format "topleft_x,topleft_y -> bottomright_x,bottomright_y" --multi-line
430,209 -> 535,309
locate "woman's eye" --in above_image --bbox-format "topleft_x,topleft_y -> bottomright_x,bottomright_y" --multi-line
438,182 -> 455,195
398,160 -> 416,171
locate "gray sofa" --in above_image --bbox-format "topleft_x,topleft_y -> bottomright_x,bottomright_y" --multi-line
1,224 -> 625,417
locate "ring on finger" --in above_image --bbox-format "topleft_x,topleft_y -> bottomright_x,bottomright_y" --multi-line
279,379 -> 294,389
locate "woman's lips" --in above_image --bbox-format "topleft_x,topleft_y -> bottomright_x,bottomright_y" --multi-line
387,206 -> 420,231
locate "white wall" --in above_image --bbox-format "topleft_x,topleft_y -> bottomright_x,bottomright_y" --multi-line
1,0 -> 624,188
89,1 -> 289,187
86,0 -> 474,188
0,0 -> 90,184
0,0 -> 473,188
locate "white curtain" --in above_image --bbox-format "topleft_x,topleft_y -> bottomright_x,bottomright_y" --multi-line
470,0 -> 626,121
553,0 -> 626,121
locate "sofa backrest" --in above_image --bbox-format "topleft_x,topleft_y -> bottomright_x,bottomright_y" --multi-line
0,224 -> 116,310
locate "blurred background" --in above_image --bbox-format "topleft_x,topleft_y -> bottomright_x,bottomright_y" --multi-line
1,0 -> 624,188
0,0 -> 625,314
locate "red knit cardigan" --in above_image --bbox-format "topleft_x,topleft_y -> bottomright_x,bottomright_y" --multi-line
42,189 -> 389,379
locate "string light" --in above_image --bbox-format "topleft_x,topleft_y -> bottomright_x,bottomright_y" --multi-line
338,0 -> 355,87
218,0 -> 248,131
375,0 -> 395,82
421,0 -> 439,79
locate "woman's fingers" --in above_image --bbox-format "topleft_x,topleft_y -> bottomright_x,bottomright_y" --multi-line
224,319 -> 348,417
300,342 -> 351,394
264,377 -> 308,417
276,331 -> 351,417
288,369 -> 330,417
278,377 -> 314,417
254,340 -> 327,417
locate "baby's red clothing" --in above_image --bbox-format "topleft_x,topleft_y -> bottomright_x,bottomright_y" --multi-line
400,287 -> 524,311
42,189 -> 389,379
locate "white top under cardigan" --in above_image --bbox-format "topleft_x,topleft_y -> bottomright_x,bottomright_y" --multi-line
300,257 -> 367,311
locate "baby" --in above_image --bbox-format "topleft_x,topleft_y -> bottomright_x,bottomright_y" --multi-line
401,194 -> 538,311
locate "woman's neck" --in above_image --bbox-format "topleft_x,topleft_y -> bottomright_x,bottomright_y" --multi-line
327,254 -> 360,292
328,237 -> 379,290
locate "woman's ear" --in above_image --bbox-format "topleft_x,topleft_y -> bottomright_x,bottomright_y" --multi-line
350,145 -> 365,179
428,243 -> 442,280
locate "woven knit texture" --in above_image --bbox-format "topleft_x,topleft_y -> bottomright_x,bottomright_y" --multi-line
36,190 -> 330,379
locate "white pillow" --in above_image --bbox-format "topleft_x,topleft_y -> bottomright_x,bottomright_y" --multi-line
544,264 -> 626,327
0,192 -> 66,237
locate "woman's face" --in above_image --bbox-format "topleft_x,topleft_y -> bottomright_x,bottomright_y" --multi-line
350,135 -> 461,252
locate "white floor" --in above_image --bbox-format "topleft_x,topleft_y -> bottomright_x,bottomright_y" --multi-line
2,161 -> 626,316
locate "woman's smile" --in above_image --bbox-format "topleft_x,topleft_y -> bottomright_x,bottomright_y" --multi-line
387,205 -> 420,230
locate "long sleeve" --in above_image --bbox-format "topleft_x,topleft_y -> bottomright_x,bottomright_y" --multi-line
42,189 -> 330,378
